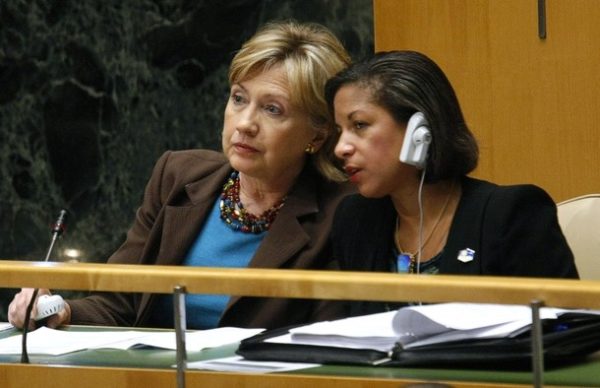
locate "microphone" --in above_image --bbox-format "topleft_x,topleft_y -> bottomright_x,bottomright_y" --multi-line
50,209 -> 68,239
21,209 -> 68,363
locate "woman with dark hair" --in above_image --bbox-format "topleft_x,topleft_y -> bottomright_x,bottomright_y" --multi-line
326,50 -> 578,316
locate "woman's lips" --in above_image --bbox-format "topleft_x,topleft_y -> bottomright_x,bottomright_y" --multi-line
233,142 -> 258,153
345,166 -> 361,183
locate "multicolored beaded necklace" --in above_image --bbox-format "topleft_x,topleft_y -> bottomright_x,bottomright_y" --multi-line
219,171 -> 286,234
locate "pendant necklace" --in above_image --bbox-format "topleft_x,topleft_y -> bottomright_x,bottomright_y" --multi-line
395,181 -> 455,273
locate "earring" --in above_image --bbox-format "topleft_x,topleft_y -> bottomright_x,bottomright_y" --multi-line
304,143 -> 316,154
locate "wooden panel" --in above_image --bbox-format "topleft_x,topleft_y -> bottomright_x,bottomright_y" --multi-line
0,363 -> 531,388
374,0 -> 600,202
1,261 -> 600,308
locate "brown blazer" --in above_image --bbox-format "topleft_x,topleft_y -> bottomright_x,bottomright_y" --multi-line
68,149 -> 352,329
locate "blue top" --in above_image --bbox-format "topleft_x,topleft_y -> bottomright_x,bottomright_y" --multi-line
152,197 -> 265,329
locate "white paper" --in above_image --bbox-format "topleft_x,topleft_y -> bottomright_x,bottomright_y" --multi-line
289,311 -> 397,338
402,319 -> 532,349
271,311 -> 398,351
393,303 -> 563,332
0,326 -> 264,356
0,322 -> 13,332
187,356 -> 320,373
283,303 -> 581,351
0,327 -> 149,355
88,327 -> 264,351
392,303 -> 565,346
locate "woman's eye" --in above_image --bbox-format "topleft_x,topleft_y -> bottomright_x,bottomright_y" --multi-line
354,121 -> 367,130
231,93 -> 244,104
265,104 -> 282,115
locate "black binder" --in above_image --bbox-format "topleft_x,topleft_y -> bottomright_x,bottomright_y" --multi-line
237,312 -> 600,369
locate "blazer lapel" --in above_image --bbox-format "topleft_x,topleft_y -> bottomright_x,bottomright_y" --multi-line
250,207 -> 311,267
225,168 -> 318,309
138,164 -> 231,323
156,165 -> 231,264
441,177 -> 492,275
249,171 -> 317,269
157,204 -> 213,264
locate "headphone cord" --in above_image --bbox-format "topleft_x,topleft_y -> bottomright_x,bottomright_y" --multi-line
416,167 -> 427,275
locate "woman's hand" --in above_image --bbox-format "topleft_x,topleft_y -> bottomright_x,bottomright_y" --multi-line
8,288 -> 71,329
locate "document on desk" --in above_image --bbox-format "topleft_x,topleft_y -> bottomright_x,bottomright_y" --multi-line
88,326 -> 264,351
0,322 -> 13,332
0,326 -> 264,356
269,303 -> 571,351
268,311 -> 399,352
239,304 -> 600,368
187,356 -> 320,373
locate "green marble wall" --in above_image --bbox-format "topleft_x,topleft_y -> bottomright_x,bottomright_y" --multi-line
0,1 -> 373,319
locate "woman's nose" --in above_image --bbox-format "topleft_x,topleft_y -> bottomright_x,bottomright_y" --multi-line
334,132 -> 354,159
236,108 -> 259,135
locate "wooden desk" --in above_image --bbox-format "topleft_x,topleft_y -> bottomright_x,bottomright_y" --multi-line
1,261 -> 600,387
1,325 -> 599,388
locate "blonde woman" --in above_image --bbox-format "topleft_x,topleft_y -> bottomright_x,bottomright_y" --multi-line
9,21 -> 352,330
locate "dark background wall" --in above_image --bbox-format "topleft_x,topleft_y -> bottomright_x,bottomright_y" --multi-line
0,1 -> 373,319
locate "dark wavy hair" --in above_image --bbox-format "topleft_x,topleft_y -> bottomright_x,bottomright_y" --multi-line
325,50 -> 479,182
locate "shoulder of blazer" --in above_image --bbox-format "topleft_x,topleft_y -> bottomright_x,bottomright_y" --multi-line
460,177 -> 555,220
442,176 -> 554,274
160,149 -> 228,180
152,149 -> 230,206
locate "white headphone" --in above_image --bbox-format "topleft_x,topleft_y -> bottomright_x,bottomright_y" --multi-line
399,111 -> 432,169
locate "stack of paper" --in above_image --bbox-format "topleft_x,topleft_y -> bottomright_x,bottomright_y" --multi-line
268,311 -> 399,352
267,303 -> 575,351
0,326 -> 264,356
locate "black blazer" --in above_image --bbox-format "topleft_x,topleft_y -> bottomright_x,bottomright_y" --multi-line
331,176 -> 579,316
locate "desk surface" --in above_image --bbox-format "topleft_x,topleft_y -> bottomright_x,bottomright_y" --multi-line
1,325 -> 599,388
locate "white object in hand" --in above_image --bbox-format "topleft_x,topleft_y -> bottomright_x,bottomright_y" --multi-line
35,294 -> 65,321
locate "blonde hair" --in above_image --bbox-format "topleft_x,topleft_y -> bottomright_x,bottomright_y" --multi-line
229,21 -> 351,181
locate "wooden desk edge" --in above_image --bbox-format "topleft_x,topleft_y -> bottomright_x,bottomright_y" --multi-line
0,362 -> 535,388
1,260 -> 598,308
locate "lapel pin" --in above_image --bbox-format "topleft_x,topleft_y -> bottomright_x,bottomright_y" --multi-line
457,248 -> 475,263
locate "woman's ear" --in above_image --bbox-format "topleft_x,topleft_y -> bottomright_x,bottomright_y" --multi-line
308,129 -> 328,153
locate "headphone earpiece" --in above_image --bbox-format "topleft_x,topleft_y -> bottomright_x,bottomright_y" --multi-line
399,111 -> 432,169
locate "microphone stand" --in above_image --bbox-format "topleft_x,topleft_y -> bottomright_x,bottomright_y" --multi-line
21,209 -> 68,363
